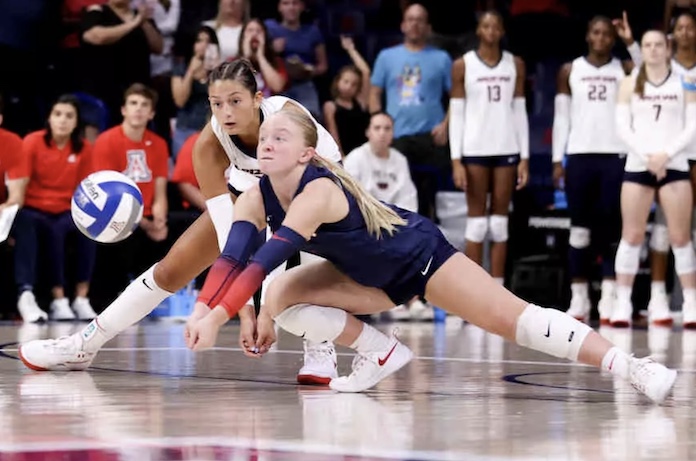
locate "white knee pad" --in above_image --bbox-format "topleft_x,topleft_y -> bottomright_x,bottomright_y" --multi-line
673,243 -> 696,275
615,239 -> 642,275
515,304 -> 592,361
569,226 -> 590,249
488,215 -> 509,243
273,303 -> 347,343
650,224 -> 670,252
465,216 -> 488,243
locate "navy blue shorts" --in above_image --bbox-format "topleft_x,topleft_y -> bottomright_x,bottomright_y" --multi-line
382,230 -> 458,305
623,170 -> 690,188
462,154 -> 520,168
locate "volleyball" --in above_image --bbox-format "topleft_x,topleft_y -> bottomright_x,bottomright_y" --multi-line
71,170 -> 144,243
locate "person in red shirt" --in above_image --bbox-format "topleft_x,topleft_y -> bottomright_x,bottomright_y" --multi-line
171,131 -> 205,212
92,83 -> 170,301
0,95 -> 27,213
12,94 -> 97,323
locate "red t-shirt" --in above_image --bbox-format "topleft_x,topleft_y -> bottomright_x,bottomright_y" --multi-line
171,132 -> 200,209
92,125 -> 169,217
0,127 -> 26,204
20,130 -> 94,214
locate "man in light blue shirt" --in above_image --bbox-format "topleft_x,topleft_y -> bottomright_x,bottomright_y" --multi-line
369,3 -> 452,220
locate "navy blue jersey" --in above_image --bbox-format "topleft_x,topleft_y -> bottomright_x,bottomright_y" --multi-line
258,164 -> 458,303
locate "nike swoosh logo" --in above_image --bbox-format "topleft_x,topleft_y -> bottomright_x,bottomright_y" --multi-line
378,342 -> 398,366
142,278 -> 153,291
420,256 -> 434,276
544,323 -> 550,338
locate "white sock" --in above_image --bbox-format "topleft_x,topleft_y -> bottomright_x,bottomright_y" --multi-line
349,324 -> 391,355
493,277 -> 504,285
651,281 -> 667,298
600,280 -> 616,299
79,264 -> 172,353
601,346 -> 630,380
616,285 -> 632,304
571,282 -> 589,299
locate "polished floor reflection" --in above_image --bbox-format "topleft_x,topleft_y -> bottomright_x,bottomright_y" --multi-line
0,319 -> 694,460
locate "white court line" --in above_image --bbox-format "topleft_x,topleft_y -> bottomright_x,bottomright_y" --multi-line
0,435 -> 565,461
5,345 -> 694,372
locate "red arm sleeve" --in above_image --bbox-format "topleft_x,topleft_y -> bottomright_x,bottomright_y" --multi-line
152,138 -> 169,179
5,133 -> 28,180
91,132 -> 119,172
171,134 -> 198,186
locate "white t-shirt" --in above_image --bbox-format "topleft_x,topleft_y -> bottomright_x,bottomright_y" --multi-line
203,20 -> 242,61
344,143 -> 418,212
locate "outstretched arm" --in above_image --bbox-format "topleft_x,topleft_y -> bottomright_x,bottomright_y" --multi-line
188,178 -> 347,350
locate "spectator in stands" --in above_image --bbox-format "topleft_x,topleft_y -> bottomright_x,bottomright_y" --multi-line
0,95 -> 27,214
13,95 -> 97,323
171,26 -> 220,158
171,131 -> 205,212
58,1 -> 108,94
134,0 -> 181,144
323,36 -> 370,156
665,0 -> 696,32
92,84 -> 169,303
203,0 -> 247,61
80,0 -> 164,129
423,0 -> 492,58
238,18 -> 288,97
369,3 -> 451,220
265,0 -> 328,120
344,112 -> 430,320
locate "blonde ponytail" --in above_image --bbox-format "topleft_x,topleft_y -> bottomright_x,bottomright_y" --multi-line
274,107 -> 407,238
311,156 -> 407,238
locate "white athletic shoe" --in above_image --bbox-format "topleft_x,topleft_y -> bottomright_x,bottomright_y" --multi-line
409,299 -> 434,321
647,294 -> 672,326
297,340 -> 338,385
683,298 -> 696,329
629,356 -> 677,404
610,298 -> 633,328
50,298 -> 76,321
566,296 -> 591,322
389,305 -> 411,321
17,292 -> 48,323
330,333 -> 413,393
72,297 -> 97,320
598,295 -> 614,326
19,334 -> 94,371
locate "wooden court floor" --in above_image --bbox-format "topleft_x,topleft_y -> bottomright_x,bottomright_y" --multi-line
0,319 -> 694,461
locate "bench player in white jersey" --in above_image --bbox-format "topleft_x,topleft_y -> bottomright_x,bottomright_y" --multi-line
449,11 -> 529,285
552,16 -> 640,325
19,59 -> 344,381
613,30 -> 696,327
649,11 -> 696,323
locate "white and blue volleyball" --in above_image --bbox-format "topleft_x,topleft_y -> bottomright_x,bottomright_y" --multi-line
71,171 -> 143,243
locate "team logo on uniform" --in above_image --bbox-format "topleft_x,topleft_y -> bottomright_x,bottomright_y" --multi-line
124,149 -> 152,182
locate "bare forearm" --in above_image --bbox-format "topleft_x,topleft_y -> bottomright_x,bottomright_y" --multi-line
178,183 -> 207,212
142,21 -> 164,54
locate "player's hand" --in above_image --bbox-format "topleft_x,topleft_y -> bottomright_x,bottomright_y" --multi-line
254,311 -> 277,355
185,301 -> 211,348
552,162 -> 565,189
452,160 -> 467,191
516,159 -> 529,190
647,153 -> 669,179
613,11 -> 634,45
188,306 -> 229,351
431,121 -> 448,146
238,305 -> 261,358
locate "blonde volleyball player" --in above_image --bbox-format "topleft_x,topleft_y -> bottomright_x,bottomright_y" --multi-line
552,16 -> 639,324
613,30 -> 696,327
449,11 -> 528,285
185,108 -> 677,404
649,11 -> 696,323
19,60 -> 343,382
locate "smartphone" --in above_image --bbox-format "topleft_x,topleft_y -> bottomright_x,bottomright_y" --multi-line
204,44 -> 220,70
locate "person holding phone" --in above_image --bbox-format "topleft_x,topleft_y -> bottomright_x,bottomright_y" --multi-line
171,25 -> 222,158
